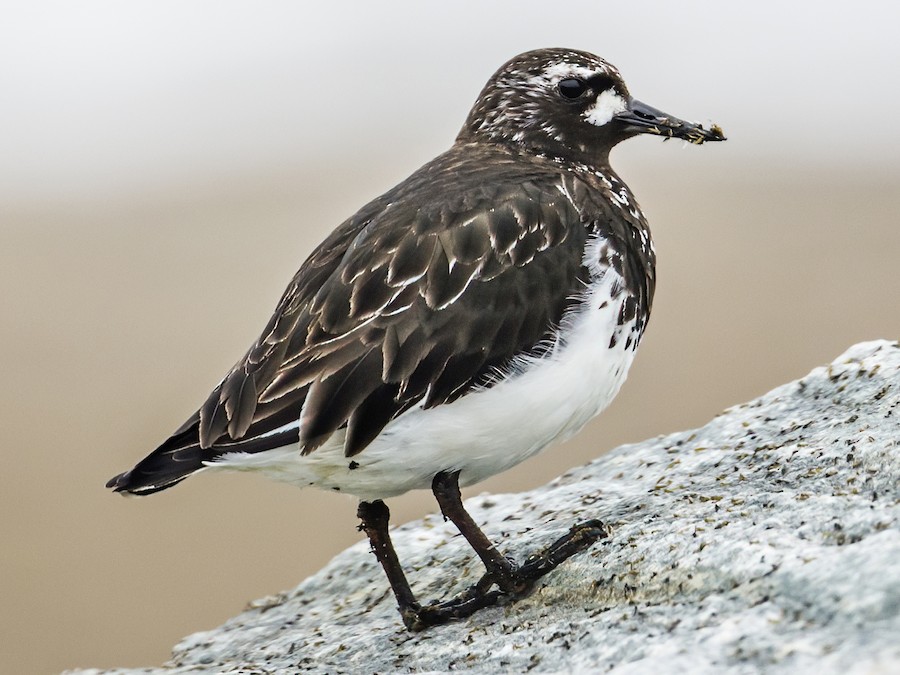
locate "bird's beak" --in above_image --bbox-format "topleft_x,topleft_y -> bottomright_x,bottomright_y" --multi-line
614,99 -> 726,145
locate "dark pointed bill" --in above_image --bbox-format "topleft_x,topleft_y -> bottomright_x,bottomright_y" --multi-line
615,99 -> 726,145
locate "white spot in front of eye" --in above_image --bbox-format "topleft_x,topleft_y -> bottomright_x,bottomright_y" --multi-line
584,89 -> 627,127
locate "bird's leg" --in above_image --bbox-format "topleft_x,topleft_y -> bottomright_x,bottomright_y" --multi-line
431,471 -> 607,595
358,476 -> 607,632
431,470 -> 525,594
358,499 -> 506,631
357,500 -> 420,625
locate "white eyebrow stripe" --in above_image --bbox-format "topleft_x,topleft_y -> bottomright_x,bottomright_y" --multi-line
540,63 -> 603,82
525,62 -> 609,89
584,89 -> 628,127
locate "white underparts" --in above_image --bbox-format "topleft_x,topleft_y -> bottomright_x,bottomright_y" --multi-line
585,90 -> 627,127
210,234 -> 641,501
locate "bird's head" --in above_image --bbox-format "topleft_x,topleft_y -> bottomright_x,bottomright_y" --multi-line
458,48 -> 725,164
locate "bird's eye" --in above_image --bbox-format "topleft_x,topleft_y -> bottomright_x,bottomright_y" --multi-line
558,78 -> 588,99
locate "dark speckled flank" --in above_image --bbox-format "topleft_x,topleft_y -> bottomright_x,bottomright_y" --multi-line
108,48 -> 720,496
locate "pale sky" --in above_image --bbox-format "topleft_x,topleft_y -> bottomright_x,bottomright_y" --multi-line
2,0 -> 899,202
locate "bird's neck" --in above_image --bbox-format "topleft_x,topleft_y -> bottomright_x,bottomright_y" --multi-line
457,136 -> 614,178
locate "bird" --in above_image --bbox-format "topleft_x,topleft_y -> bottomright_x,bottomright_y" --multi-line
108,48 -> 724,630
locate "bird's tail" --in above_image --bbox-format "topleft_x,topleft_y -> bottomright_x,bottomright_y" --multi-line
106,421 -> 209,496
107,409 -> 302,495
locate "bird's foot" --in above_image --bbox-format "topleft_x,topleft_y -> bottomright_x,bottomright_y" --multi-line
399,519 -> 607,631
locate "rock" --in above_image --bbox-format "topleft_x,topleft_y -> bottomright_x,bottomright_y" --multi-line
71,341 -> 900,674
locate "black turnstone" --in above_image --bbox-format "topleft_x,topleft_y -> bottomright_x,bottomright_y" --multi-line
108,48 -> 724,629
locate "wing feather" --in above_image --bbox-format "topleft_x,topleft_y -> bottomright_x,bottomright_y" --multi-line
181,148 -> 594,460
299,347 -> 383,450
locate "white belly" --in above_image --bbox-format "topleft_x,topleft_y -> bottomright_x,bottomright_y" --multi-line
209,262 -> 642,502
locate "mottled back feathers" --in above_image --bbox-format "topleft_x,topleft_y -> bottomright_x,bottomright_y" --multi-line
107,48 -> 666,495
200,147 -> 602,457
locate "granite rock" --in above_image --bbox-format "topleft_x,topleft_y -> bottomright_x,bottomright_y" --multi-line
72,341 -> 900,674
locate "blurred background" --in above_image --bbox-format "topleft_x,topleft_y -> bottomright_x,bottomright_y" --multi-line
2,1 -> 899,672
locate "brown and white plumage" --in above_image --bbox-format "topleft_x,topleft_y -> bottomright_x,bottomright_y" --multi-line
107,48 -> 722,499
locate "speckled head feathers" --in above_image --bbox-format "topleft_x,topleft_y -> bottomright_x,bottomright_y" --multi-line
458,48 -> 724,162
458,49 -> 631,160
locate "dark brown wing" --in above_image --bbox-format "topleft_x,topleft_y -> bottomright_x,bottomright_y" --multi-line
201,149 -> 588,457
107,147 -> 593,494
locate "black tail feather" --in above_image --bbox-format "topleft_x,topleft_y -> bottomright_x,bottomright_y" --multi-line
106,471 -> 191,495
108,410 -> 301,496
107,421 -> 208,496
